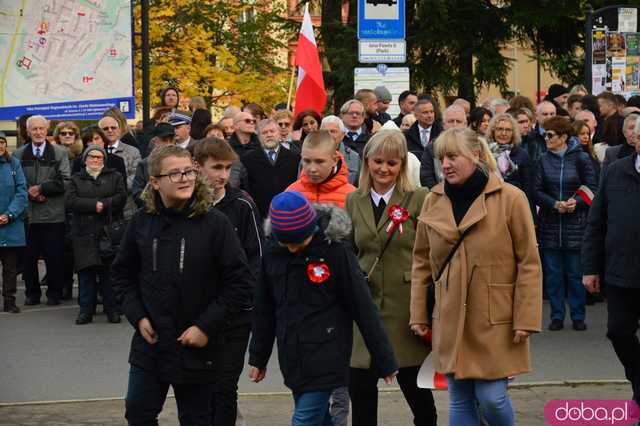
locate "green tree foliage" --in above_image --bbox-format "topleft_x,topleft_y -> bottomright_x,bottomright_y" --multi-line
134,0 -> 291,111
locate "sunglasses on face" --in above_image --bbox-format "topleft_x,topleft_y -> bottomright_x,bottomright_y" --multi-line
278,122 -> 291,127
101,126 -> 118,131
544,132 -> 558,140
59,131 -> 75,137
243,119 -> 256,124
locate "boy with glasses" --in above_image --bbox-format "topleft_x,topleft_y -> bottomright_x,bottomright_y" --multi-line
113,145 -> 253,425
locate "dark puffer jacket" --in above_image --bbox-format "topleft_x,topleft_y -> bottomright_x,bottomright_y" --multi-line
249,205 -> 398,394
534,138 -> 598,249
112,180 -> 254,384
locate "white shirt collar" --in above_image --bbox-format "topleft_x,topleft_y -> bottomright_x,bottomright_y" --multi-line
370,185 -> 395,207
178,138 -> 191,149
109,140 -> 121,151
418,123 -> 432,132
635,154 -> 640,173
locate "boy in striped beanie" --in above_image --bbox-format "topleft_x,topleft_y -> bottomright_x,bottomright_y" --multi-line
249,191 -> 398,425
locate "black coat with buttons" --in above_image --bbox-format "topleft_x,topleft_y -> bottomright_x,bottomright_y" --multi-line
249,206 -> 398,393
112,183 -> 254,384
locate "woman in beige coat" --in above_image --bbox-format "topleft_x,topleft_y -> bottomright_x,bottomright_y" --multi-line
410,128 -> 542,426
346,130 -> 437,425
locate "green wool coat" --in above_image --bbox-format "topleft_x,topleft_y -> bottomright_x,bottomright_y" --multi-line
346,186 -> 429,369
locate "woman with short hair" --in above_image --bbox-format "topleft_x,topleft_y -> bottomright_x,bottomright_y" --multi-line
346,130 -> 437,426
534,116 -> 598,332
486,113 -> 531,192
66,146 -> 127,324
410,128 -> 542,426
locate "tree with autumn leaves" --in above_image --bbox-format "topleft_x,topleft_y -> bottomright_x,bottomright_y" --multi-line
133,0 -> 292,112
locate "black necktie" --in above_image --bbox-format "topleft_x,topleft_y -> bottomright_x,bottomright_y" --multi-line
347,132 -> 357,141
373,197 -> 387,225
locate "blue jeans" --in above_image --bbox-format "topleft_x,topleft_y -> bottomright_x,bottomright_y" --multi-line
78,266 -> 116,315
542,249 -> 586,321
446,375 -> 514,426
125,365 -> 213,426
292,390 -> 334,426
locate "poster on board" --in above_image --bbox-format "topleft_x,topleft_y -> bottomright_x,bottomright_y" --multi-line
626,56 -> 640,91
626,33 -> 640,56
611,57 -> 627,92
607,32 -> 627,57
619,8 -> 638,33
592,64 -> 607,95
593,30 -> 607,64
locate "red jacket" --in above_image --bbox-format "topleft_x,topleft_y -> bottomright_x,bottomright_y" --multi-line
287,153 -> 356,208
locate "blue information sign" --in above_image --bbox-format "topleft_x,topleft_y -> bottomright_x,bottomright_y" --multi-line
358,0 -> 405,40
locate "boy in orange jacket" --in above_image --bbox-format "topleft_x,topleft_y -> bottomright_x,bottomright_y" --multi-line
287,130 -> 356,208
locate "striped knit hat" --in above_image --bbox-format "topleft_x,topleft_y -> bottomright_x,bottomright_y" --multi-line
269,191 -> 318,243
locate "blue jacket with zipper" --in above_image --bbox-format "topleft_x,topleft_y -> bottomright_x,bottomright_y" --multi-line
534,138 -> 598,250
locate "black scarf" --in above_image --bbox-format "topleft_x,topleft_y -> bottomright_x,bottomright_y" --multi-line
444,168 -> 489,226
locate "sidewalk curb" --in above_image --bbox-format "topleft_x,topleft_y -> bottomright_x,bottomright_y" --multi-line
0,379 -> 629,407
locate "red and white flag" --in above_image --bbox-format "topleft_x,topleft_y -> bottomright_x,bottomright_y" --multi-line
417,353 -> 448,390
574,185 -> 595,206
293,4 -> 326,116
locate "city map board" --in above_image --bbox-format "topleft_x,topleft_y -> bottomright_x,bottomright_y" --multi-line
0,0 -> 135,120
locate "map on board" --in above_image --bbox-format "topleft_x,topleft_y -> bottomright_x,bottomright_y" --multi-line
0,0 -> 135,120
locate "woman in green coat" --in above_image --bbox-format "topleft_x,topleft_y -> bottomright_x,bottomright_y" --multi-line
345,130 -> 437,425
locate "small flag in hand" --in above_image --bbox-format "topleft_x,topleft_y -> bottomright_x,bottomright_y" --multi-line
574,185 -> 595,206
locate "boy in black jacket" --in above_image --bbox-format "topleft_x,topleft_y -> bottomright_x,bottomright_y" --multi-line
195,137 -> 262,425
112,145 -> 253,425
249,191 -> 398,426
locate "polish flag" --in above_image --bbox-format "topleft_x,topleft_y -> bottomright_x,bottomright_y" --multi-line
417,353 -> 448,390
293,4 -> 326,116
574,185 -> 595,206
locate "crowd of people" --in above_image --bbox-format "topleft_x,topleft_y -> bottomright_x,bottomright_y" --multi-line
0,81 -> 639,426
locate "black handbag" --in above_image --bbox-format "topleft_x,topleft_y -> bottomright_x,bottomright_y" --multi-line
98,203 -> 128,261
426,225 -> 474,326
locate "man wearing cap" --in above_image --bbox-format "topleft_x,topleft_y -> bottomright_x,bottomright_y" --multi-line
13,115 -> 71,306
544,84 -> 570,117
132,123 -> 176,208
373,86 -> 392,125
168,111 -> 198,151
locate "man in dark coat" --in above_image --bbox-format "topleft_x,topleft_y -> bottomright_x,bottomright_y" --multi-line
582,142 -> 640,408
112,145 -> 253,425
194,137 -> 263,425
405,97 -> 442,160
601,114 -> 639,179
392,90 -> 418,127
236,119 -> 300,219
13,115 -> 71,306
418,104 -> 464,188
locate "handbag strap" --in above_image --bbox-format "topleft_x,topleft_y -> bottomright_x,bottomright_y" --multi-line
367,190 -> 415,277
433,224 -> 474,283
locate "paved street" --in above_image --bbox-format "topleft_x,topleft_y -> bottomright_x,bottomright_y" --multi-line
0,282 -> 626,405
0,383 -> 634,425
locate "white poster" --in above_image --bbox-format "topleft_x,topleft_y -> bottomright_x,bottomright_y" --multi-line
592,64 -> 607,95
354,67 -> 410,117
619,8 -> 638,33
612,57 -> 627,93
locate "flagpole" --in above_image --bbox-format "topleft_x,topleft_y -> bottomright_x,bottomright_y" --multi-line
287,65 -> 296,111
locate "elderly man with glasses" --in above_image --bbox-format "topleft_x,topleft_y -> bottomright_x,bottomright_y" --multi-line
97,115 -> 141,191
229,112 -> 260,157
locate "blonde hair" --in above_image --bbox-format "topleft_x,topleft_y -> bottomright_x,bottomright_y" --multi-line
303,130 -> 337,151
487,113 -> 522,145
434,128 -> 497,174
359,130 -> 416,192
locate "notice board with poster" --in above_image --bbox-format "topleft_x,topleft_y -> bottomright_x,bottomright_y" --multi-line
586,6 -> 640,98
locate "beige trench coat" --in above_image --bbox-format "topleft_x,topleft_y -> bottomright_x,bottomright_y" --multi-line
410,174 -> 542,380
346,186 -> 429,369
